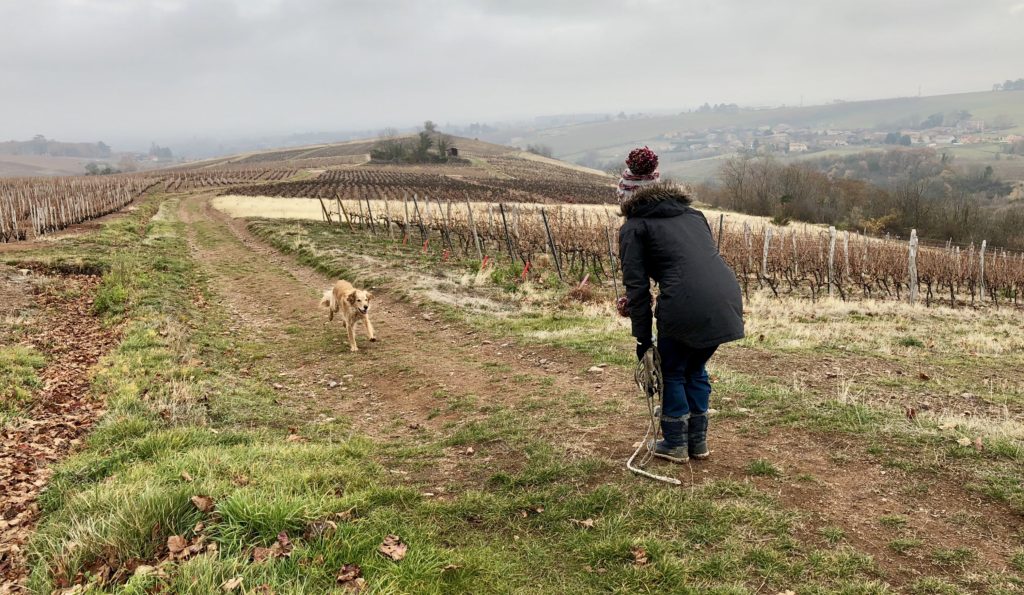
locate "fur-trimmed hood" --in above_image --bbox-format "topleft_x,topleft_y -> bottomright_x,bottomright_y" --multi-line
619,182 -> 694,218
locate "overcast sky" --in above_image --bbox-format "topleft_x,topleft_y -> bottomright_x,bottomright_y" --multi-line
2,0 -> 1022,150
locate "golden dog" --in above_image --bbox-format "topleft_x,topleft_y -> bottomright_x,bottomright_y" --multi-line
320,280 -> 376,352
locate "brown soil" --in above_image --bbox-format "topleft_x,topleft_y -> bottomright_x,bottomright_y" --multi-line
0,267 -> 120,592
179,193 -> 1024,587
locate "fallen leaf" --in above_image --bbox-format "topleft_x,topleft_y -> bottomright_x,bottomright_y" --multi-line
277,531 -> 293,557
938,422 -> 956,430
180,471 -> 194,483
905,406 -> 916,420
571,518 -> 597,529
957,437 -> 972,447
167,535 -> 187,554
337,564 -> 362,582
252,546 -> 275,563
221,576 -> 243,592
379,534 -> 408,561
336,563 -> 364,592
465,446 -> 474,455
191,495 -> 215,513
631,546 -> 649,566
918,372 -> 930,381
973,437 -> 984,451
304,519 -> 338,541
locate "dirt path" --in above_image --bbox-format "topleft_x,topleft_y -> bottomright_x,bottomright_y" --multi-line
179,193 -> 1024,586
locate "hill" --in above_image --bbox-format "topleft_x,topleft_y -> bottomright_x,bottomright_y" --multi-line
511,89 -> 1024,180
174,135 -> 520,170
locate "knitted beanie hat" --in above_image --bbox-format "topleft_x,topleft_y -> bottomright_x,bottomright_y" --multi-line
617,146 -> 660,201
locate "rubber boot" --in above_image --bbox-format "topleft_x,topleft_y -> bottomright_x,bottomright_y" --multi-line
688,412 -> 710,459
653,414 -> 689,463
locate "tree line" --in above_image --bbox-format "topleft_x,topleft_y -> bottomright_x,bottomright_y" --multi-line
370,122 -> 456,164
699,149 -> 1024,249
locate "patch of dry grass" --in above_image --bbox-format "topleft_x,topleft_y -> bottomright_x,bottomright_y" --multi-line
742,293 -> 1024,357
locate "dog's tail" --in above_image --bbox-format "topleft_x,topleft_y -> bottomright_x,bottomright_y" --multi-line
320,289 -> 337,312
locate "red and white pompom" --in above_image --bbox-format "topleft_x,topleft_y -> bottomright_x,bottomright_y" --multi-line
617,146 -> 660,200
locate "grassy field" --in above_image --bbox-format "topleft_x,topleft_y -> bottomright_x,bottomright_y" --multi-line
3,188 -> 1024,593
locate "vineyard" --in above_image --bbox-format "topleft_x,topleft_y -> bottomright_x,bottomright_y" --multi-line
162,169 -> 297,192
226,160 -> 616,205
0,176 -> 160,242
5,147 -> 1023,308
275,193 -> 1024,309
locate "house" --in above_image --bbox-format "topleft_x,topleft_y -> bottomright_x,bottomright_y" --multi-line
819,135 -> 848,148
788,142 -> 808,153
932,135 -> 956,145
960,119 -> 985,132
447,147 -> 459,157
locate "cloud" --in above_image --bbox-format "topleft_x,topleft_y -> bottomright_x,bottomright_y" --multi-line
0,0 -> 1021,149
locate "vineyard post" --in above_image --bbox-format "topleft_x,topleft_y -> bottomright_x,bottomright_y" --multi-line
792,230 -> 799,277
717,213 -> 724,251
908,229 -> 919,305
979,240 -> 987,302
357,198 -> 365,229
967,242 -> 976,304
411,194 -> 427,244
827,226 -> 837,297
605,225 -> 620,298
540,208 -> 564,282
335,194 -> 353,231
383,195 -> 393,239
424,195 -> 434,234
317,197 -> 333,224
403,193 -> 410,243
499,202 -> 515,261
464,195 -> 482,261
487,204 -> 496,245
364,196 -> 377,235
843,231 -> 851,280
761,226 -> 772,283
952,246 -> 960,307
445,200 -> 456,254
743,223 -> 752,273
435,196 -> 454,254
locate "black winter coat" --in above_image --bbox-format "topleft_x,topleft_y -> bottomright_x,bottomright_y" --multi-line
618,184 -> 745,349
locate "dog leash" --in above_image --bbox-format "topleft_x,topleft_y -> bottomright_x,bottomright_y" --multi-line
626,345 -> 682,485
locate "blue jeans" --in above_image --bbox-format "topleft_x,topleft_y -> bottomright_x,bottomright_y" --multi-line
658,335 -> 718,418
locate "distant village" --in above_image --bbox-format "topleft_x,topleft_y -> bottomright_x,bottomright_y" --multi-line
645,117 -> 1023,161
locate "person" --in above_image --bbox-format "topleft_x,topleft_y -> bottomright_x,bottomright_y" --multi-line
617,147 -> 744,463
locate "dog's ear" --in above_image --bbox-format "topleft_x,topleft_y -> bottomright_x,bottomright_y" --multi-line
365,291 -> 373,300
347,292 -> 358,304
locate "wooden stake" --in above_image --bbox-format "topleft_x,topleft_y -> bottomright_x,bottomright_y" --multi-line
908,229 -> 919,305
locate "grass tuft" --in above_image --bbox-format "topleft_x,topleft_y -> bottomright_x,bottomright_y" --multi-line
746,459 -> 781,477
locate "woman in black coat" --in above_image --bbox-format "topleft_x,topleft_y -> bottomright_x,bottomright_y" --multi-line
617,147 -> 744,463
